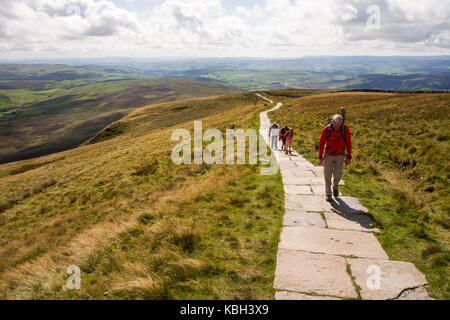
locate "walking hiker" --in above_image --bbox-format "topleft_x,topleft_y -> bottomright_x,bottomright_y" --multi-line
285,127 -> 294,155
318,114 -> 352,202
269,123 -> 280,150
280,126 -> 288,152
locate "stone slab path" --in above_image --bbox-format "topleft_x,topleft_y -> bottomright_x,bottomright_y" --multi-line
257,94 -> 433,300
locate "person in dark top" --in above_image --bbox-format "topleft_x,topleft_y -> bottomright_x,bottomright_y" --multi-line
280,126 -> 288,151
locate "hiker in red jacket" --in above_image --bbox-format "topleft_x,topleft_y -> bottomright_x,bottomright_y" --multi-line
319,115 -> 352,202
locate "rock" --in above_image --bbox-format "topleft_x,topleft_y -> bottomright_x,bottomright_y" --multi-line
347,258 -> 430,300
281,168 -> 317,178
330,196 -> 369,214
282,176 -> 326,186
285,195 -> 333,212
274,249 -> 357,299
275,291 -> 341,300
311,185 -> 341,195
283,185 -> 313,195
283,210 -> 326,228
324,211 -> 380,233
396,286 -> 434,300
279,226 -> 389,259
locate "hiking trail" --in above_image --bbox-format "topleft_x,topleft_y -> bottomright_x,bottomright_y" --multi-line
257,94 -> 433,300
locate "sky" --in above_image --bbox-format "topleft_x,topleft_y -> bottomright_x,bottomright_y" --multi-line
0,0 -> 449,60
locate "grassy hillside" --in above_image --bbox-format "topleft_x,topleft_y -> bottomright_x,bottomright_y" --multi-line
0,70 -> 240,164
1,87 -> 447,300
267,90 -> 449,299
0,93 -> 285,299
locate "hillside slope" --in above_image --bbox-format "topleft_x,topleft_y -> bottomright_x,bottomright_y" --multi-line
0,93 -> 285,299
267,90 -> 449,299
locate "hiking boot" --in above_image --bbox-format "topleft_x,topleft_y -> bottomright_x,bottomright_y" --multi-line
333,189 -> 339,197
326,195 -> 332,202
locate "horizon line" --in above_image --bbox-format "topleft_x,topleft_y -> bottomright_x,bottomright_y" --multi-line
1,54 -> 450,63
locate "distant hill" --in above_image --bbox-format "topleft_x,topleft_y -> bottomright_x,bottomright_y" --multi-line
3,56 -> 449,91
0,65 -> 240,164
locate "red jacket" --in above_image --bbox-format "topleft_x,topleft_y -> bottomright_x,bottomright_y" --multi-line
319,125 -> 352,159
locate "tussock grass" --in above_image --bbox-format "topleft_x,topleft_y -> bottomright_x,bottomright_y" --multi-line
269,90 -> 450,299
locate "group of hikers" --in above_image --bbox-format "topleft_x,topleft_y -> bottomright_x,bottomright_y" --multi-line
268,124 -> 294,155
268,113 -> 352,202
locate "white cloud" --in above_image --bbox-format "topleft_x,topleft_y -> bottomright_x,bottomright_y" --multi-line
0,0 -> 449,59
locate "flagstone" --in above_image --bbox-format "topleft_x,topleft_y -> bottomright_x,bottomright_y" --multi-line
274,249 -> 357,298
275,291 -> 341,300
283,210 -> 326,228
280,168 -> 316,178
279,227 -> 389,259
310,185 -> 341,195
283,185 -> 314,195
285,195 -> 332,212
282,176 -> 326,186
347,258 -> 430,300
396,286 -> 434,300
325,211 -> 380,233
330,196 -> 369,214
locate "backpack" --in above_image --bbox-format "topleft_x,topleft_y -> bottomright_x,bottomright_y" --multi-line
326,122 -> 346,142
326,107 -> 346,140
325,108 -> 347,154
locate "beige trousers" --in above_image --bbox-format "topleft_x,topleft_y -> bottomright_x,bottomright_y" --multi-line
324,155 -> 345,196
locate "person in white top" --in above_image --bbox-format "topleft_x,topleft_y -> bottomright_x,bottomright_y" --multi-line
269,123 -> 280,150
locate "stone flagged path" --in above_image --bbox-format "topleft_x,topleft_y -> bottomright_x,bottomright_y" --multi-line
279,227 -> 388,259
257,94 -> 432,300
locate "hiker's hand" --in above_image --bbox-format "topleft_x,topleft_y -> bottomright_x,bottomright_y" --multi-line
345,158 -> 351,166
319,159 -> 325,167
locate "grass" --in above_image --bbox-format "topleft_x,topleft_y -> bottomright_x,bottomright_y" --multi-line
268,89 -> 450,299
86,93 -> 258,144
0,92 -> 284,300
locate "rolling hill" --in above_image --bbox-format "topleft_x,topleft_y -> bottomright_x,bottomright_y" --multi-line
0,92 -> 284,299
0,65 -> 240,164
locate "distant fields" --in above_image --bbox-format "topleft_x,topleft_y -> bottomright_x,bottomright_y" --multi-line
199,71 -> 450,92
0,65 -> 240,164
268,90 -> 450,299
109,57 -> 450,92
1,60 -> 448,165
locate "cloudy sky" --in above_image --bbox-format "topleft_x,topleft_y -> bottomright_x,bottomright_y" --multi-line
0,0 -> 449,59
